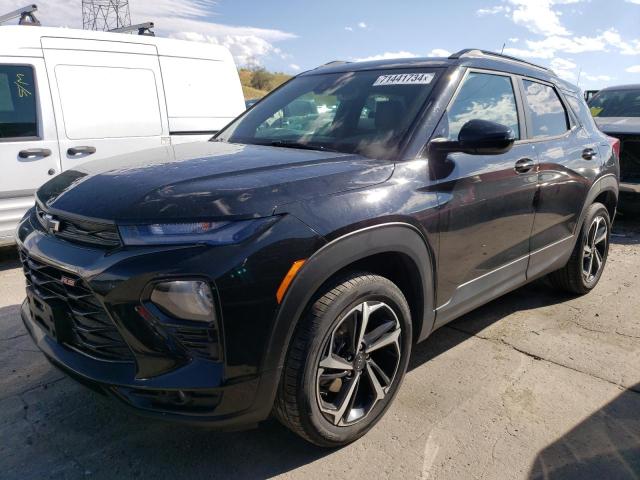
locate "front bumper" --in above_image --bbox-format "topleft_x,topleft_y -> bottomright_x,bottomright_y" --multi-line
21,300 -> 279,425
16,208 -> 323,426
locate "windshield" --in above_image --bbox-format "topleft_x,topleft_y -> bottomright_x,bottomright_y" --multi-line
216,68 -> 441,159
588,89 -> 640,117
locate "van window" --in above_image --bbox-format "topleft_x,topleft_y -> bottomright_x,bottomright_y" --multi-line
444,72 -> 520,140
522,80 -> 569,138
0,65 -> 38,139
55,65 -> 162,139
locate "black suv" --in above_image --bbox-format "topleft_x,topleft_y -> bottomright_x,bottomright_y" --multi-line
17,49 -> 619,447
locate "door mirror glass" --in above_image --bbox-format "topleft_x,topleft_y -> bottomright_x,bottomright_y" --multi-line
430,119 -> 515,155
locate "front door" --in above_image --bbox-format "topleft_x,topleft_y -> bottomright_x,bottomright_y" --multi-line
431,70 -> 538,324
0,58 -> 61,242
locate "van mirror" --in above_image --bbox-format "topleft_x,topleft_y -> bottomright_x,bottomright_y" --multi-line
430,119 -> 515,155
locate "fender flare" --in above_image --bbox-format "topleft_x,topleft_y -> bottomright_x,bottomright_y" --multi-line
262,222 -> 436,376
574,174 -> 619,236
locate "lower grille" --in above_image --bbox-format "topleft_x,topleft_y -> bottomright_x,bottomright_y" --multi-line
609,134 -> 640,182
20,250 -> 134,362
172,325 -> 220,360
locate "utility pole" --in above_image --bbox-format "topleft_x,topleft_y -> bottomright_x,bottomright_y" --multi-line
82,0 -> 131,32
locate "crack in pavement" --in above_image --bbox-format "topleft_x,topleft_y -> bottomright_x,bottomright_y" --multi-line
0,333 -> 27,341
445,325 -> 640,395
0,376 -> 67,402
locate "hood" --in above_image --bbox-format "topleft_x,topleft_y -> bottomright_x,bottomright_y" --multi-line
594,117 -> 640,135
37,142 -> 394,222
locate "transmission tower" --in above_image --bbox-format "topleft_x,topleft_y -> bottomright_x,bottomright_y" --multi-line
82,0 -> 131,32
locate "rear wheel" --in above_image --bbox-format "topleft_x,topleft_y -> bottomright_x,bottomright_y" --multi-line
274,273 -> 412,447
548,202 -> 611,294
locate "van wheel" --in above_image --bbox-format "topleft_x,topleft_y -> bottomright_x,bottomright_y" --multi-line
548,202 -> 611,294
274,273 -> 412,447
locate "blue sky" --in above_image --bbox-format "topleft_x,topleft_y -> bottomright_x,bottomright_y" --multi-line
3,0 -> 640,90
209,0 -> 640,90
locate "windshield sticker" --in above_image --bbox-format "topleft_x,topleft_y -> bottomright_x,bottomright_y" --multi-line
373,73 -> 434,86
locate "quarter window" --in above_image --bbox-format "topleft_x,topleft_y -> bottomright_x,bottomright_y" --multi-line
0,65 -> 38,139
444,72 -> 520,140
522,80 -> 569,138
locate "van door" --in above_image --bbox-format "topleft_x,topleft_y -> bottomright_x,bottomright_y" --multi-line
0,58 -> 61,243
41,38 -> 169,171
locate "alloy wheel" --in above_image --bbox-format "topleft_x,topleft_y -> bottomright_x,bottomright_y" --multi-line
582,215 -> 608,284
316,300 -> 402,427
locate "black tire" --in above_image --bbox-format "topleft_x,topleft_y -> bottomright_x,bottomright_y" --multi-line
274,273 -> 412,447
548,202 -> 611,294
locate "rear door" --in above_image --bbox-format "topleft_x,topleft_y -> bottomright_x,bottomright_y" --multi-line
41,37 -> 169,171
433,70 -> 538,323
0,58 -> 61,242
520,79 -> 597,278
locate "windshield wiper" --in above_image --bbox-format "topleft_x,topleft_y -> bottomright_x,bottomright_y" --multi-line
268,140 -> 337,152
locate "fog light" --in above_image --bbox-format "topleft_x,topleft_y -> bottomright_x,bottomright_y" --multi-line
150,280 -> 216,322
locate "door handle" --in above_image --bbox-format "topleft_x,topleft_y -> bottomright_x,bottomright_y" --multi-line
18,148 -> 51,159
582,148 -> 597,160
67,146 -> 96,156
514,158 -> 535,174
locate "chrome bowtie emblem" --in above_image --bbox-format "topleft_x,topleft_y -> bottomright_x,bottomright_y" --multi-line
43,213 -> 61,233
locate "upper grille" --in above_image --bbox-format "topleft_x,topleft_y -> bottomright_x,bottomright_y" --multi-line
20,250 -> 134,362
35,205 -> 121,248
609,134 -> 640,182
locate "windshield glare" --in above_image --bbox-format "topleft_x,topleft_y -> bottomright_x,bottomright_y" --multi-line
589,89 -> 640,117
217,69 -> 440,159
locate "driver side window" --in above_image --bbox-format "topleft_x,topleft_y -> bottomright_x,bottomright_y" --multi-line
444,72 -> 520,140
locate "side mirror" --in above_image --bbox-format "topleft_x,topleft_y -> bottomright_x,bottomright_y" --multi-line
430,119 -> 516,155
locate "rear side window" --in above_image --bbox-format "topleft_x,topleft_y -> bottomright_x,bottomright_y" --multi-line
522,80 -> 569,138
0,65 -> 38,139
55,65 -> 162,139
445,72 -> 520,140
565,93 -> 598,131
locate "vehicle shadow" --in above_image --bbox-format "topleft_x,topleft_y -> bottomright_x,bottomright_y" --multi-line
528,382 -> 640,479
0,245 -> 19,271
611,214 -> 640,244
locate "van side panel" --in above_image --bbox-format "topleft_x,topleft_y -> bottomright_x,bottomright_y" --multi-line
160,56 -> 245,135
42,42 -> 170,171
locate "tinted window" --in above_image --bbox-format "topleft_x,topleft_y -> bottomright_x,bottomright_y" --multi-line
588,89 -> 640,117
566,93 -> 598,131
523,80 -> 569,138
0,65 -> 38,139
444,72 -> 520,140
218,69 -> 439,160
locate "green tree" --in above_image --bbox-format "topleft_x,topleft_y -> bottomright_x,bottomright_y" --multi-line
250,68 -> 274,91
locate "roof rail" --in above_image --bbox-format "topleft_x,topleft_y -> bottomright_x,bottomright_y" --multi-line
321,60 -> 351,66
0,4 -> 40,26
110,22 -> 155,36
448,48 -> 553,73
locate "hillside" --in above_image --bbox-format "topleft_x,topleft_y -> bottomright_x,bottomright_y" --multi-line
239,68 -> 292,100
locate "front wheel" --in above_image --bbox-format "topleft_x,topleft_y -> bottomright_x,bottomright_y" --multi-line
548,202 -> 611,294
274,273 -> 412,447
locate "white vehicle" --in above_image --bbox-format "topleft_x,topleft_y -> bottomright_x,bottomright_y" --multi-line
0,18 -> 245,245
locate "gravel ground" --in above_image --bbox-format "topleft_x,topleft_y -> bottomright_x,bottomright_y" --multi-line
0,217 -> 639,480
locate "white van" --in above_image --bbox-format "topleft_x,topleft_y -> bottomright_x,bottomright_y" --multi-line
0,25 -> 245,245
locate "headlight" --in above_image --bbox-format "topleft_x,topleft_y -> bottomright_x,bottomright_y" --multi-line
150,280 -> 216,322
118,217 -> 276,246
